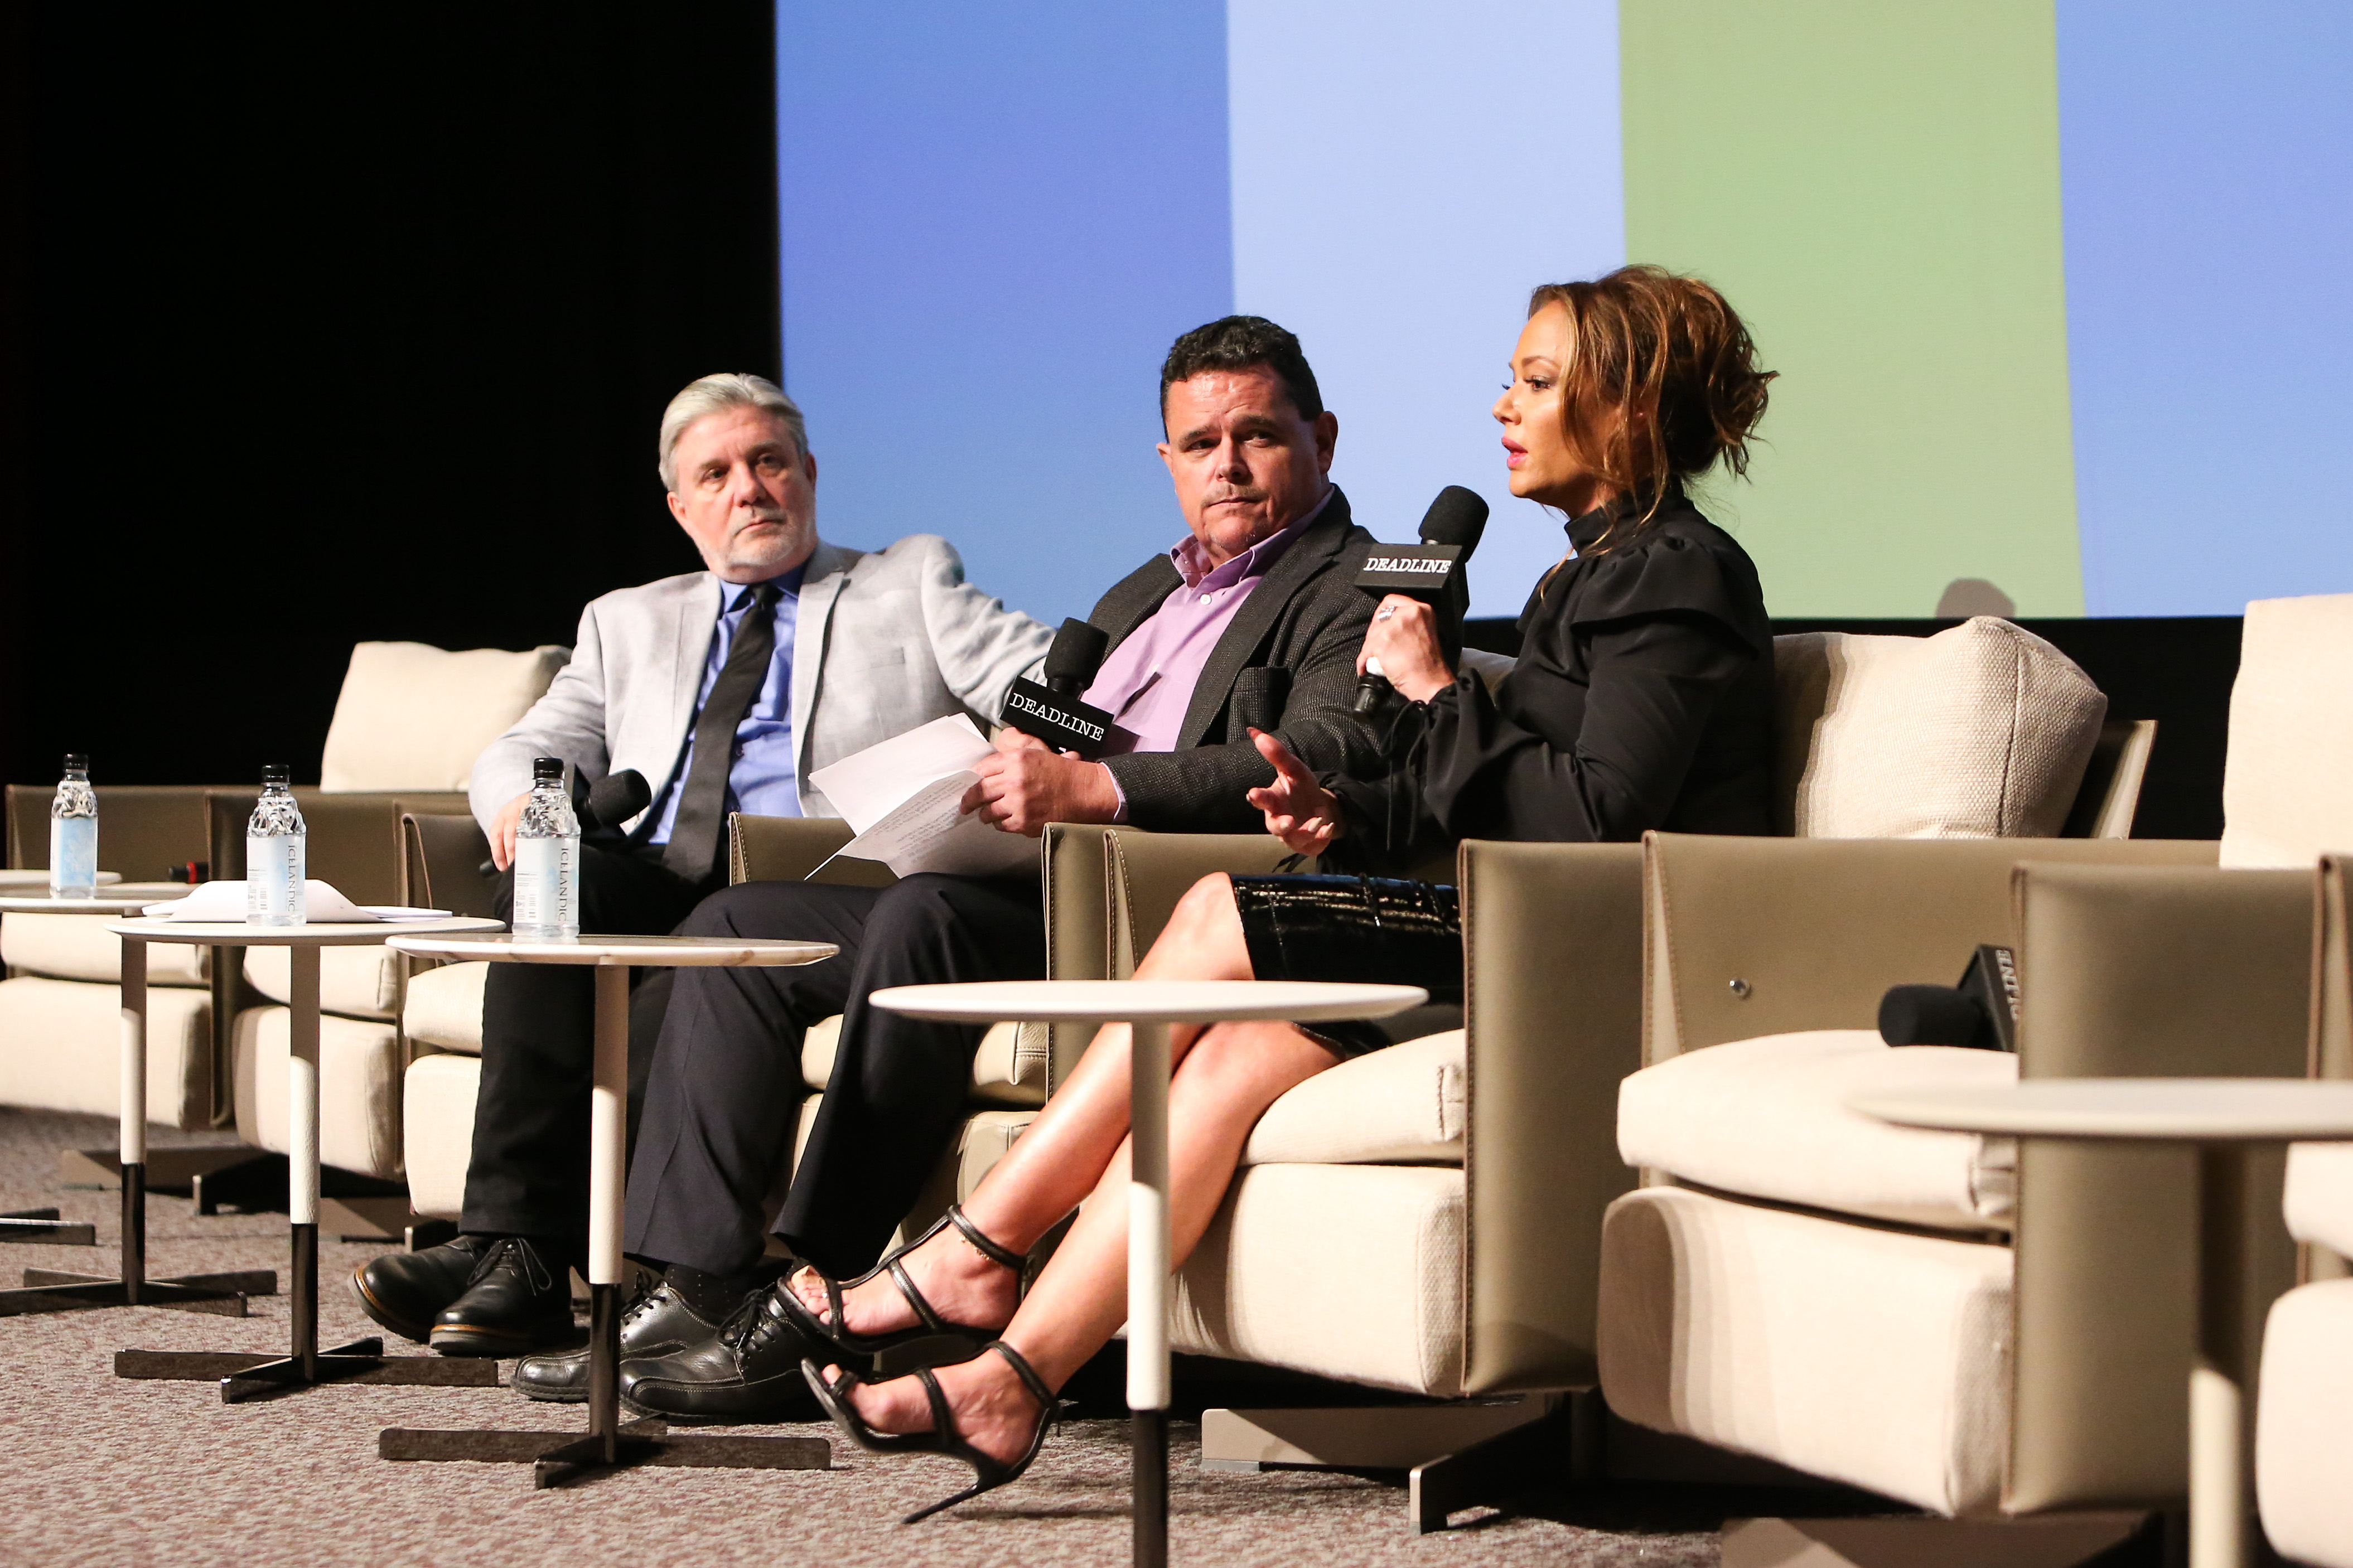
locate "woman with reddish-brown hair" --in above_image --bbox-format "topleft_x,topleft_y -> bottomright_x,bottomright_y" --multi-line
796,265 -> 1779,1519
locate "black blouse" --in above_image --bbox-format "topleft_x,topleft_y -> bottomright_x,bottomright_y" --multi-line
1330,488 -> 1775,858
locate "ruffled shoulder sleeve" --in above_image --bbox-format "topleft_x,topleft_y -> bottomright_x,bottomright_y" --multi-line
1557,521 -> 1771,654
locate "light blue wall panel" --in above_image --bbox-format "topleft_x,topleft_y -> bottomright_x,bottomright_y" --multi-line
2058,1 -> 2353,614
1228,1 -> 1624,616
775,3 -> 1233,624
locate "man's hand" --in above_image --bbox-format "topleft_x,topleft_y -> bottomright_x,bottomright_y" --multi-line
1245,728 -> 1344,856
488,791 -> 529,872
1358,594 -> 1452,703
962,741 -> 1122,836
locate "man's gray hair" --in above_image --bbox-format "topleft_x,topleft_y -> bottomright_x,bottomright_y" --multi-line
658,372 -> 808,491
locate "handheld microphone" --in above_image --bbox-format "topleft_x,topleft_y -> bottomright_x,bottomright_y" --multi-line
1354,485 -> 1490,715
579,768 -> 651,832
1878,945 -> 2020,1052
1001,618 -> 1117,758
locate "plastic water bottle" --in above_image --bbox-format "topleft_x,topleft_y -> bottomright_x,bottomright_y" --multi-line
49,754 -> 97,899
511,757 -> 579,939
246,764 -> 307,926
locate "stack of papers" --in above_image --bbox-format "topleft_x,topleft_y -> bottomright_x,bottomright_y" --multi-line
141,880 -> 451,923
806,715 -> 1037,880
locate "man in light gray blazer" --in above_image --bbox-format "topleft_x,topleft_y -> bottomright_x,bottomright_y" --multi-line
354,372 -> 1050,1356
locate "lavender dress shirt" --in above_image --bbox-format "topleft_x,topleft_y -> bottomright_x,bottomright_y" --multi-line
1081,490 -> 1332,761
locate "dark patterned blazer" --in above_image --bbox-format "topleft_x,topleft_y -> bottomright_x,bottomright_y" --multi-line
1090,487 -> 1383,833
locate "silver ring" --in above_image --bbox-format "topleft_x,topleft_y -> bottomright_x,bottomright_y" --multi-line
1376,606 -> 1396,621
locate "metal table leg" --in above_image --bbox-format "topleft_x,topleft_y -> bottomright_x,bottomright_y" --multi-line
1129,1020 -> 1171,1568
3,936 -> 263,1318
2190,1146 -> 2251,1568
117,941 -> 492,1396
379,956 -> 827,1484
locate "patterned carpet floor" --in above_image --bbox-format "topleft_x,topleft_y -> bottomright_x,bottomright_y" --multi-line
0,1106 -> 1859,1566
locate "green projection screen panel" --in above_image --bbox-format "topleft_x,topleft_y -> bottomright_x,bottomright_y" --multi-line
1621,0 -> 2083,617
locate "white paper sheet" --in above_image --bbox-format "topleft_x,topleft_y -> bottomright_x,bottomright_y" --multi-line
803,714 -> 1034,879
139,880 -> 453,923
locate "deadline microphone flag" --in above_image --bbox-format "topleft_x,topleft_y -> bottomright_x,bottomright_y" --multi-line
1001,618 -> 1117,758
1354,485 -> 1490,714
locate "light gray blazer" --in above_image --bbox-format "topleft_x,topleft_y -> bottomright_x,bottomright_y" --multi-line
470,535 -> 1052,831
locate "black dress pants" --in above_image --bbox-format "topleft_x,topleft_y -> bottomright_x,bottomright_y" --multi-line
622,872 -> 1046,1279
459,841 -> 713,1239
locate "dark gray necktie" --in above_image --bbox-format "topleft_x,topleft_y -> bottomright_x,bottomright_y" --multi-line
663,582 -> 780,880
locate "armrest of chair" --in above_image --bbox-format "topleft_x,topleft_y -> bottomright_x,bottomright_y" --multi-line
727,814 -> 859,885
1458,839 -> 1645,1393
2005,860 -> 2311,1512
398,814 -> 500,917
6,783 -> 214,877
1641,832 -> 2220,1062
2059,718 -> 2157,839
206,788 -> 468,904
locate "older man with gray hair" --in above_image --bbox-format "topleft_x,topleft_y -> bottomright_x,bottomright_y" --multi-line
351,372 -> 1051,1356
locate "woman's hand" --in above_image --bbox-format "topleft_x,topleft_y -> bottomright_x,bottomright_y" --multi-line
1357,594 -> 1452,702
1245,728 -> 1345,856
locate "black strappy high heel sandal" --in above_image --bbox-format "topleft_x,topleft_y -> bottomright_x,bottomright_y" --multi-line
779,1203 -> 1026,1361
803,1339 -> 1057,1523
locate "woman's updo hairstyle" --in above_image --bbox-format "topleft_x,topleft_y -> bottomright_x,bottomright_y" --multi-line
1528,265 -> 1774,553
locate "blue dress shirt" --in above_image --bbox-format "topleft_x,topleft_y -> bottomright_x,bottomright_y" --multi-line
646,565 -> 807,843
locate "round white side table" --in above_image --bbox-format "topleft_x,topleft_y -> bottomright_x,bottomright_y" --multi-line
379,932 -> 840,1485
871,979 -> 1428,1568
1853,1078 -> 2353,1568
0,889 -> 274,1316
0,870 -> 122,890
104,914 -> 505,1402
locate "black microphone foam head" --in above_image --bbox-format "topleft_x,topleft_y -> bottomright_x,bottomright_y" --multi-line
1878,984 -> 2002,1050
1043,618 -> 1110,692
582,768 -> 651,831
1418,485 -> 1490,557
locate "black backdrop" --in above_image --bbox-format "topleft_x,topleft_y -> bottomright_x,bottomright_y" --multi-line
2,4 -> 780,788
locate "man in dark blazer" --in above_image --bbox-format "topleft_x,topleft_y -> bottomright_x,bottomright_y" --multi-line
503,316 -> 1385,1415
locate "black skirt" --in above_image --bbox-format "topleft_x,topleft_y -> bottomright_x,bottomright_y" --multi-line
1229,874 -> 1463,1058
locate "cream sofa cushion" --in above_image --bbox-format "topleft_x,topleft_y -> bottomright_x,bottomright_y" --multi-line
0,976 -> 211,1127
1598,1184 -> 2012,1517
1170,1163 -> 1465,1398
3,912 -> 207,985
233,1005 -> 403,1179
403,1052 -> 478,1218
404,961 -> 488,1054
2256,1279 -> 2353,1568
1244,1029 -> 1464,1165
2283,1141 -> 2353,1257
1618,1030 -> 2017,1231
2220,593 -> 2353,868
799,1015 -> 1045,1107
244,945 -> 402,1022
319,640 -> 567,793
1774,617 -> 2106,839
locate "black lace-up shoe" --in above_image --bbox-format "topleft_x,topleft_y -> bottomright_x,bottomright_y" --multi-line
428,1237 -> 576,1357
510,1276 -> 733,1402
350,1234 -> 497,1344
617,1283 -> 824,1424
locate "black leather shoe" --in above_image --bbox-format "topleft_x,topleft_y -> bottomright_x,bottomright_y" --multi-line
510,1276 -> 732,1402
618,1284 -> 825,1424
429,1237 -> 576,1357
350,1234 -> 497,1344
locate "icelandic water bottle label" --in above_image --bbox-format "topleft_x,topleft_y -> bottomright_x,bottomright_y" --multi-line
50,817 -> 97,897
513,836 -> 579,936
247,836 -> 306,926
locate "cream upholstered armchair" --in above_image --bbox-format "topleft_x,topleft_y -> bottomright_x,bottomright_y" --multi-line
2254,854 -> 2353,1567
199,641 -> 560,1229
1600,593 -> 2353,1553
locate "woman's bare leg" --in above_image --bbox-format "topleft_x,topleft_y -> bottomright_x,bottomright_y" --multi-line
834,1015 -> 1343,1462
793,873 -> 1255,1335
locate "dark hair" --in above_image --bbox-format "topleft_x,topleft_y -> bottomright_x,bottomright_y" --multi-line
1526,266 -> 1775,552
1158,315 -> 1324,429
